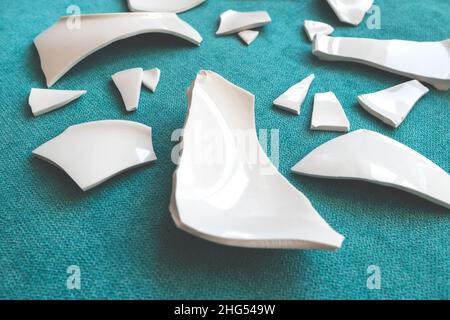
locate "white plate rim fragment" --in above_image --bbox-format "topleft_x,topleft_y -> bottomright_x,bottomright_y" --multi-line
28,88 -> 86,116
216,10 -> 271,35
127,0 -> 206,13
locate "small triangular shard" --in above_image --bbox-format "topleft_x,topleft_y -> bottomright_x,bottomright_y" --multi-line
112,68 -> 143,111
311,92 -> 350,132
304,20 -> 334,42
273,74 -> 315,115
142,68 -> 161,92
28,88 -> 86,116
237,30 -> 259,45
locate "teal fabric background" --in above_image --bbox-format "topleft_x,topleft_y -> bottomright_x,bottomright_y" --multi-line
0,0 -> 449,300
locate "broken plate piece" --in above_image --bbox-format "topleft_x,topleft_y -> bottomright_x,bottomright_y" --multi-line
311,92 -> 350,132
237,30 -> 259,45
313,35 -> 450,91
112,68 -> 143,112
304,20 -> 334,42
273,74 -> 315,115
358,80 -> 429,128
216,10 -> 271,35
170,70 -> 344,250
34,13 -> 203,87
127,0 -> 205,13
33,120 -> 157,191
142,68 -> 161,92
326,0 -> 374,26
28,88 -> 86,116
292,129 -> 450,209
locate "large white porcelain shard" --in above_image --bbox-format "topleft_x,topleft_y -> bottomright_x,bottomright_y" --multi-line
170,70 -> 344,250
216,10 -> 271,35
28,88 -> 86,116
237,30 -> 259,45
273,74 -> 315,115
127,0 -> 205,13
112,68 -> 143,112
311,92 -> 350,132
304,20 -> 334,42
326,0 -> 374,26
33,120 -> 157,191
292,130 -> 450,209
34,13 -> 203,87
142,68 -> 161,92
358,80 -> 429,128
313,35 -> 450,91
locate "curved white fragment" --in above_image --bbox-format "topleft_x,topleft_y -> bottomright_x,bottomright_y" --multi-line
273,74 -> 315,115
311,92 -> 350,132
127,0 -> 205,13
34,13 -> 203,87
358,80 -> 429,128
292,129 -> 450,209
313,35 -> 450,91
142,68 -> 161,92
29,88 -> 86,116
33,120 -> 157,191
170,70 -> 344,250
216,10 -> 271,35
237,30 -> 259,45
326,0 -> 374,26
304,20 -> 334,42
112,68 -> 143,112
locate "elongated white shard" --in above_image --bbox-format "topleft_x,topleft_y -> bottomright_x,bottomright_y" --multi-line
273,74 -> 315,115
33,120 -> 157,191
237,30 -> 259,45
304,20 -> 334,42
358,80 -> 429,128
216,10 -> 271,35
311,92 -> 350,132
313,35 -> 450,91
112,68 -> 143,112
142,68 -> 161,92
326,0 -> 374,26
34,13 -> 203,87
292,130 -> 450,209
170,70 -> 344,250
28,88 -> 86,116
127,0 -> 205,13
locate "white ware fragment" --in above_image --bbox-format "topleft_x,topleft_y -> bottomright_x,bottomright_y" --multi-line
34,13 -> 203,87
326,0 -> 374,26
142,68 -> 161,92
170,70 -> 344,250
127,0 -> 205,13
28,88 -> 86,116
292,129 -> 450,209
216,10 -> 271,35
273,74 -> 315,115
237,30 -> 259,45
112,68 -> 143,112
311,92 -> 350,132
33,120 -> 157,191
358,80 -> 429,128
313,35 -> 450,91
304,20 -> 334,42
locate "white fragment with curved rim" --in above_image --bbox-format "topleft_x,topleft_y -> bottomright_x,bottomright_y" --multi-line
28,88 -> 86,116
237,30 -> 259,45
33,120 -> 157,191
216,10 -> 271,35
112,68 -> 143,112
304,20 -> 334,42
127,0 -> 205,13
311,92 -> 350,132
273,74 -> 315,115
326,0 -> 374,26
292,129 -> 450,209
142,68 -> 161,92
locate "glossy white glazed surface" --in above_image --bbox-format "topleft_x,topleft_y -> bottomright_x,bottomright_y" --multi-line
127,0 -> 205,13
34,13 -> 203,87
311,92 -> 350,132
112,68 -> 143,112
237,30 -> 259,45
292,129 -> 450,209
313,35 -> 450,91
273,74 -> 315,115
33,120 -> 157,191
170,70 -> 344,250
358,80 -> 429,128
326,0 -> 374,26
142,68 -> 161,92
216,10 -> 271,35
28,88 -> 86,116
304,20 -> 334,42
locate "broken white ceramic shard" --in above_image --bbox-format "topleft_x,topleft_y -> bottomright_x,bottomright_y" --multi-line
28,88 -> 86,116
292,129 -> 450,209
33,120 -> 157,191
112,68 -> 143,112
313,35 -> 450,91
358,80 -> 429,128
273,74 -> 315,115
326,0 -> 374,26
34,13 -> 203,87
216,10 -> 271,35
311,92 -> 350,132
237,30 -> 259,45
142,68 -> 161,92
170,70 -> 344,250
304,20 -> 334,42
127,0 -> 205,13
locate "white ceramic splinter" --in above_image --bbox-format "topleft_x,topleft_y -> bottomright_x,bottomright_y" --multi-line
112,68 -> 143,112
326,0 -> 374,26
127,0 -> 206,13
170,70 -> 344,250
237,30 -> 259,45
216,10 -> 271,35
142,68 -> 161,92
273,74 -> 315,115
304,20 -> 334,42
28,88 -> 86,116
292,129 -> 450,209
311,92 -> 350,132
33,120 -> 157,191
